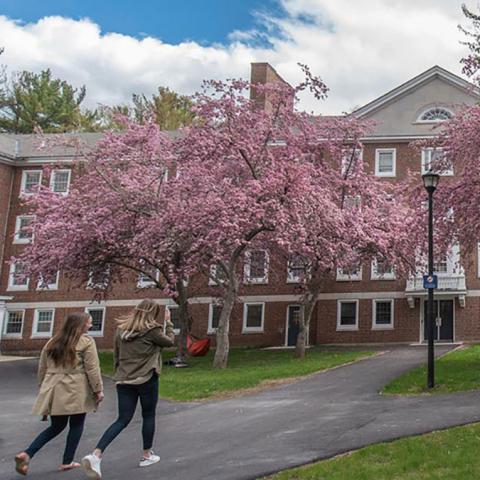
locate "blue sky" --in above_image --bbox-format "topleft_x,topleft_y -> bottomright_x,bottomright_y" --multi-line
0,1 -> 469,114
0,0 -> 284,45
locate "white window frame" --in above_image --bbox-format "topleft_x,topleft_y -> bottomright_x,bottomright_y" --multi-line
87,268 -> 110,290
478,242 -> 480,278
32,308 -> 55,338
244,250 -> 269,284
208,303 -> 222,334
209,264 -> 227,286
7,261 -> 29,291
286,255 -> 308,283
336,300 -> 359,331
3,310 -> 25,338
20,170 -> 43,196
13,215 -> 35,244
85,306 -> 106,337
371,259 -> 396,280
50,169 -> 71,195
137,268 -> 160,289
372,299 -> 394,330
242,302 -> 265,333
417,106 -> 453,123
341,147 -> 363,176
421,148 -> 453,176
37,271 -> 60,291
336,266 -> 362,281
375,148 -> 396,177
166,305 -> 180,335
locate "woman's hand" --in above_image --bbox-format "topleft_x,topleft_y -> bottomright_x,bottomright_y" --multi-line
95,391 -> 105,403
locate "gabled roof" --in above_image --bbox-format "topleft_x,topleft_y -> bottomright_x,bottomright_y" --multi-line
353,65 -> 480,117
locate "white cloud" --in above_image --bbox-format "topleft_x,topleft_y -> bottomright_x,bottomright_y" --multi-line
0,1 -> 472,115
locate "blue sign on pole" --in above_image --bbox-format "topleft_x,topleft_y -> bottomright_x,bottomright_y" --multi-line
423,274 -> 438,289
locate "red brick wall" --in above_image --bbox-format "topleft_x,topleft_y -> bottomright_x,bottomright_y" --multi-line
3,142 -> 480,353
0,163 -> 14,278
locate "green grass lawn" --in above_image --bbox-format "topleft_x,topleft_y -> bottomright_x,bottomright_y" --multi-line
264,422 -> 480,480
383,344 -> 480,395
98,347 -> 373,401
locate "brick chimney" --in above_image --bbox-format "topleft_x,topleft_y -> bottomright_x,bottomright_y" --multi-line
250,62 -> 293,112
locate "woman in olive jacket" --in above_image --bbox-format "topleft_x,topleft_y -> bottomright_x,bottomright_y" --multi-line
82,299 -> 174,479
15,312 -> 104,475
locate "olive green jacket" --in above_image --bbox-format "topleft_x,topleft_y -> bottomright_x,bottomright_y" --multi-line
113,323 -> 175,383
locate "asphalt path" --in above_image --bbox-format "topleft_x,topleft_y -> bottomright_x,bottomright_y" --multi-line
1,345 -> 479,480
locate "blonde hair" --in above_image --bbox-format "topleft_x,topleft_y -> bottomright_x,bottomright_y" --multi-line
117,299 -> 162,332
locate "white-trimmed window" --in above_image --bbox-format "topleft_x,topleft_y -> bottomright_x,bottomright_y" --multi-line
166,305 -> 180,334
243,302 -> 265,333
478,242 -> 480,278
336,265 -> 362,281
417,107 -> 453,123
137,261 -> 159,289
371,259 -> 395,280
50,169 -> 71,194
3,310 -> 25,337
341,147 -> 363,176
337,300 -> 359,331
209,264 -> 227,286
14,216 -> 35,244
287,254 -> 308,283
86,306 -> 105,337
37,271 -> 60,290
244,250 -> 269,284
372,299 -> 394,330
20,170 -> 42,195
32,309 -> 55,338
208,303 -> 222,333
343,195 -> 361,210
421,148 -> 453,176
87,268 -> 110,290
434,256 -> 448,274
375,148 -> 396,177
8,261 -> 29,291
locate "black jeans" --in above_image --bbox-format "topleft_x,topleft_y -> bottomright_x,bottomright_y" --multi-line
25,413 -> 86,464
96,373 -> 158,452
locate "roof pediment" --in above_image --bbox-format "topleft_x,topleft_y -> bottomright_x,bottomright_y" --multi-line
354,66 -> 480,118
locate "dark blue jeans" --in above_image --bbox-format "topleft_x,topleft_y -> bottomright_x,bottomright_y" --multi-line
96,373 -> 158,452
25,413 -> 86,464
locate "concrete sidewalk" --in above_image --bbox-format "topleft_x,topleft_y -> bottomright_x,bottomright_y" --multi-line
1,346 -> 479,480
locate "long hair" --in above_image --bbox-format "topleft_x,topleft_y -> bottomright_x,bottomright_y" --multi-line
117,299 -> 162,333
46,312 -> 90,368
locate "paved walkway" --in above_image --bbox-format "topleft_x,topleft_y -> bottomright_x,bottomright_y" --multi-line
1,346 -> 480,480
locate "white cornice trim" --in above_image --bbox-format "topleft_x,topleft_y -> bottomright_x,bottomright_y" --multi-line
353,66 -> 480,118
361,134 -> 437,142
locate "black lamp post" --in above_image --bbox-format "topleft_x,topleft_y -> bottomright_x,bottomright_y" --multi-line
422,170 -> 440,389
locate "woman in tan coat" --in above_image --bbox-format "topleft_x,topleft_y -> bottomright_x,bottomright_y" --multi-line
15,312 -> 104,475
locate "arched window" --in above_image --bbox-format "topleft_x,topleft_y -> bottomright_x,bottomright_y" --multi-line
418,107 -> 453,122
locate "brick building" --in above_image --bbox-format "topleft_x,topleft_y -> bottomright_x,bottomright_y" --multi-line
1,63 -> 479,354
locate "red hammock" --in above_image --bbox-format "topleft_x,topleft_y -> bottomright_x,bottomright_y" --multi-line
187,334 -> 211,357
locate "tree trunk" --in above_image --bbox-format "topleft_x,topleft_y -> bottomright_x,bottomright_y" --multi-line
175,280 -> 190,361
213,288 -> 236,369
295,288 -> 319,359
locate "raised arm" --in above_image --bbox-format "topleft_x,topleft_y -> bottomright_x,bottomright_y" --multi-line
150,323 -> 175,348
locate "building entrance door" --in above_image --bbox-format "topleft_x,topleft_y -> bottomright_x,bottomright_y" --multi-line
423,299 -> 454,342
287,305 -> 303,346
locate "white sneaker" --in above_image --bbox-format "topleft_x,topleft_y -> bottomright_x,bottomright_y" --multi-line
139,451 -> 160,467
82,454 -> 102,479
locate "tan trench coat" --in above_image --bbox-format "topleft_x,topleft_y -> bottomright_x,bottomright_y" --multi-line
32,335 -> 103,416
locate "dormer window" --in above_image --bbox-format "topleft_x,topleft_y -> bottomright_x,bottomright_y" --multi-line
418,107 -> 453,123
